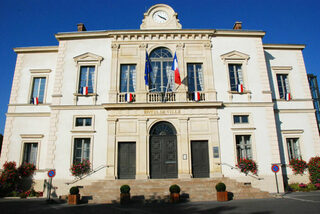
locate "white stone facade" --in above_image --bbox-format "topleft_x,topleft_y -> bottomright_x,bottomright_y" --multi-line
1,4 -> 319,195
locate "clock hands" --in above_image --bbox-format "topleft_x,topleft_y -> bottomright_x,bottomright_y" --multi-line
158,15 -> 167,20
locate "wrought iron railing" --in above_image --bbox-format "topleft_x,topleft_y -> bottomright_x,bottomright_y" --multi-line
217,162 -> 263,180
65,164 -> 110,185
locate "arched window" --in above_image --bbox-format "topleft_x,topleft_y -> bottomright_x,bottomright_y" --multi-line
149,47 -> 173,92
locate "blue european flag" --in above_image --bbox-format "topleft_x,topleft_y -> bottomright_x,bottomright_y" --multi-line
145,51 -> 151,85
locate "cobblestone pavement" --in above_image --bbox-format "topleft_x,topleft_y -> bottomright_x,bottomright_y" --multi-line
0,192 -> 319,214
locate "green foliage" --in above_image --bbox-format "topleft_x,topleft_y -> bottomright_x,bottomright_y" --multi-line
120,185 -> 130,194
69,186 -> 79,195
308,156 -> 320,184
169,184 -> 181,193
215,182 -> 226,192
289,183 -> 317,192
289,158 -> 307,175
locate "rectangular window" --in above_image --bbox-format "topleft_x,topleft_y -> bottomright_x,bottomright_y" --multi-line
73,138 -> 90,164
120,64 -> 136,93
78,66 -> 95,94
75,117 -> 92,127
233,115 -> 249,124
30,77 -> 46,104
229,64 -> 243,91
286,138 -> 300,160
23,143 -> 38,165
277,74 -> 290,99
236,135 -> 252,160
187,63 -> 204,92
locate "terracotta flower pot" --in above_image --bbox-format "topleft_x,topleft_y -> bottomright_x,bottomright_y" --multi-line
170,193 -> 180,203
120,193 -> 130,204
217,191 -> 228,202
68,194 -> 80,205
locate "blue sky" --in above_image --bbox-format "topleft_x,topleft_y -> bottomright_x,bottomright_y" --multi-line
0,0 -> 320,133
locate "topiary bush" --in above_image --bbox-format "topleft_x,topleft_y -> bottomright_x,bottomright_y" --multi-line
215,182 -> 226,192
69,186 -> 79,195
120,185 -> 130,194
169,184 -> 181,194
308,156 -> 320,184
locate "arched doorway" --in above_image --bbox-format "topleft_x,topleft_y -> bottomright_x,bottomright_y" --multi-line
149,121 -> 178,179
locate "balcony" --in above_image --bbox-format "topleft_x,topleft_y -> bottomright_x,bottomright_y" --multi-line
118,93 -> 136,103
148,92 -> 176,102
187,91 -> 206,102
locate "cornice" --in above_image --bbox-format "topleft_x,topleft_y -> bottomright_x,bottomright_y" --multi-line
263,44 -> 305,50
50,105 -> 105,110
103,102 -> 223,110
223,102 -> 274,107
274,109 -> 315,113
55,29 -> 266,41
214,30 -> 265,37
13,46 -> 59,53
6,112 -> 51,117
20,134 -> 44,139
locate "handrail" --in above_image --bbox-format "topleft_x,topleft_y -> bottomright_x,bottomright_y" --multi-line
217,162 -> 263,180
66,164 -> 110,185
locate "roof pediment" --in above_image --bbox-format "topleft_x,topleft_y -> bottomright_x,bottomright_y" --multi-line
73,52 -> 103,64
220,50 -> 250,61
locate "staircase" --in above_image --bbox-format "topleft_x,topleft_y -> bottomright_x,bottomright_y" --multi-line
80,178 -> 272,204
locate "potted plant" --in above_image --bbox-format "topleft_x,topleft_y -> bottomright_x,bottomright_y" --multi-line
215,182 -> 228,202
70,160 -> 91,178
237,158 -> 258,175
120,184 -> 130,204
68,186 -> 80,205
169,184 -> 181,203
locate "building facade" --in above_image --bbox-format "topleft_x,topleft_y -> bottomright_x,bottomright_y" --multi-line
1,4 -> 319,195
308,74 -> 320,131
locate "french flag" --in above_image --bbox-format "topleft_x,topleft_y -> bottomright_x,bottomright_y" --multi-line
285,93 -> 291,101
82,86 -> 88,95
237,84 -> 244,93
171,52 -> 181,85
194,91 -> 200,101
33,97 -> 39,105
125,93 -> 133,102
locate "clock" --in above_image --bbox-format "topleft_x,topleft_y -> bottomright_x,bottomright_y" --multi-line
153,10 -> 169,23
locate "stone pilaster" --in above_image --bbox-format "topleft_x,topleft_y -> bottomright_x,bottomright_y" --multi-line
136,118 -> 148,179
106,118 -> 117,180
178,117 -> 191,178
209,116 -> 222,177
109,43 -> 119,103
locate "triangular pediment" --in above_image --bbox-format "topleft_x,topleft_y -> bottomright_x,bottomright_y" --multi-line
74,52 -> 103,63
220,50 -> 250,61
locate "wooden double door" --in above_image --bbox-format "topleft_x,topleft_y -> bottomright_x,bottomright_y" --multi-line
150,136 -> 178,179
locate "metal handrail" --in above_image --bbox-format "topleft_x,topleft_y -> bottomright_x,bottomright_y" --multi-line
217,162 -> 263,180
66,164 -> 110,185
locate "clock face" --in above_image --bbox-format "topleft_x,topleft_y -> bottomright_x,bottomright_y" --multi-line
153,10 -> 169,23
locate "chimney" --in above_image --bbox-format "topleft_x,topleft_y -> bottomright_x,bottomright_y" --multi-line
233,21 -> 242,30
77,23 -> 87,32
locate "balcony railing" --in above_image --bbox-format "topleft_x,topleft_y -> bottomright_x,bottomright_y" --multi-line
187,91 -> 206,101
148,92 -> 176,102
118,93 -> 136,103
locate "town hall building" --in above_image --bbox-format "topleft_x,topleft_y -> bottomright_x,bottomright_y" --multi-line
1,4 -> 319,199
